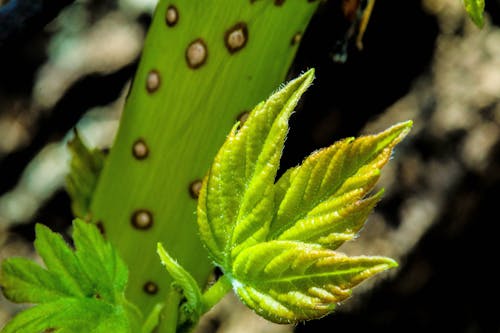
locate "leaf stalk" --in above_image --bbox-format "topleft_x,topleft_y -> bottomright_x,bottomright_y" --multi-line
201,275 -> 232,313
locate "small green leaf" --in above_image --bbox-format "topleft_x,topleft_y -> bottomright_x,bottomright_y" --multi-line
463,0 -> 485,28
270,121 -> 412,249
157,243 -> 203,321
197,69 -> 315,267
231,240 -> 397,323
66,131 -> 106,219
0,219 -> 140,333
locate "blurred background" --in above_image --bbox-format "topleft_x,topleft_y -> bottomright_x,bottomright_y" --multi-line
1,0 -> 499,332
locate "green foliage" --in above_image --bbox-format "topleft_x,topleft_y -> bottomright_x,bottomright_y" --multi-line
270,120 -> 410,247
157,243 -> 202,323
463,0 -> 486,28
89,0 -> 321,315
197,70 -> 411,323
1,70 -> 412,331
232,241 -> 396,323
66,132 -> 105,219
197,70 -> 315,268
0,219 -> 141,333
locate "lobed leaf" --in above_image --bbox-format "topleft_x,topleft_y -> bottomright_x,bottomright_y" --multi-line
0,219 -> 140,333
197,69 -> 315,268
269,121 -> 412,249
463,0 -> 485,28
196,70 -> 411,324
231,241 -> 397,323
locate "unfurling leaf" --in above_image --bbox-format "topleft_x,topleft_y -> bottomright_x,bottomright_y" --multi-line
157,243 -> 203,321
0,219 -> 140,333
463,0 -> 485,28
197,69 -> 411,323
66,131 -> 106,219
232,241 -> 397,323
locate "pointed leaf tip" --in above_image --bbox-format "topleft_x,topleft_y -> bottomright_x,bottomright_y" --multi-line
301,68 -> 315,82
375,120 -> 413,150
463,0 -> 485,28
386,257 -> 399,269
392,120 -> 413,138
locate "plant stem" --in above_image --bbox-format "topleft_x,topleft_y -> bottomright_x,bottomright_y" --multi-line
158,286 -> 182,333
201,275 -> 233,313
141,303 -> 164,333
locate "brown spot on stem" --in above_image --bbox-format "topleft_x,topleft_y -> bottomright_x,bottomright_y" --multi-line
237,110 -> 250,126
186,39 -> 208,69
225,22 -> 248,54
165,5 -> 179,27
274,0 -> 285,5
146,70 -> 161,93
189,179 -> 203,199
132,139 -> 149,160
143,281 -> 159,295
291,32 -> 302,46
131,210 -> 153,230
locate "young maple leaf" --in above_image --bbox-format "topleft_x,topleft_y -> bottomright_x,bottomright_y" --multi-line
196,69 -> 411,323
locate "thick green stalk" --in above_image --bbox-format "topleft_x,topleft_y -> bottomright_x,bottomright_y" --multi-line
90,0 -> 320,316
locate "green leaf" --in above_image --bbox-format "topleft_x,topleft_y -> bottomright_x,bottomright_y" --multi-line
66,131 -> 106,219
73,220 -> 128,302
463,0 -> 485,28
231,240 -> 397,323
0,258 -> 74,303
157,243 -> 203,321
270,121 -> 412,249
196,70 -> 411,324
0,219 -> 140,333
1,298 -> 130,333
197,69 -> 315,267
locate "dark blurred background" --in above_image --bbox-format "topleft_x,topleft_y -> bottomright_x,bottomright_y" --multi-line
1,0 -> 500,332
